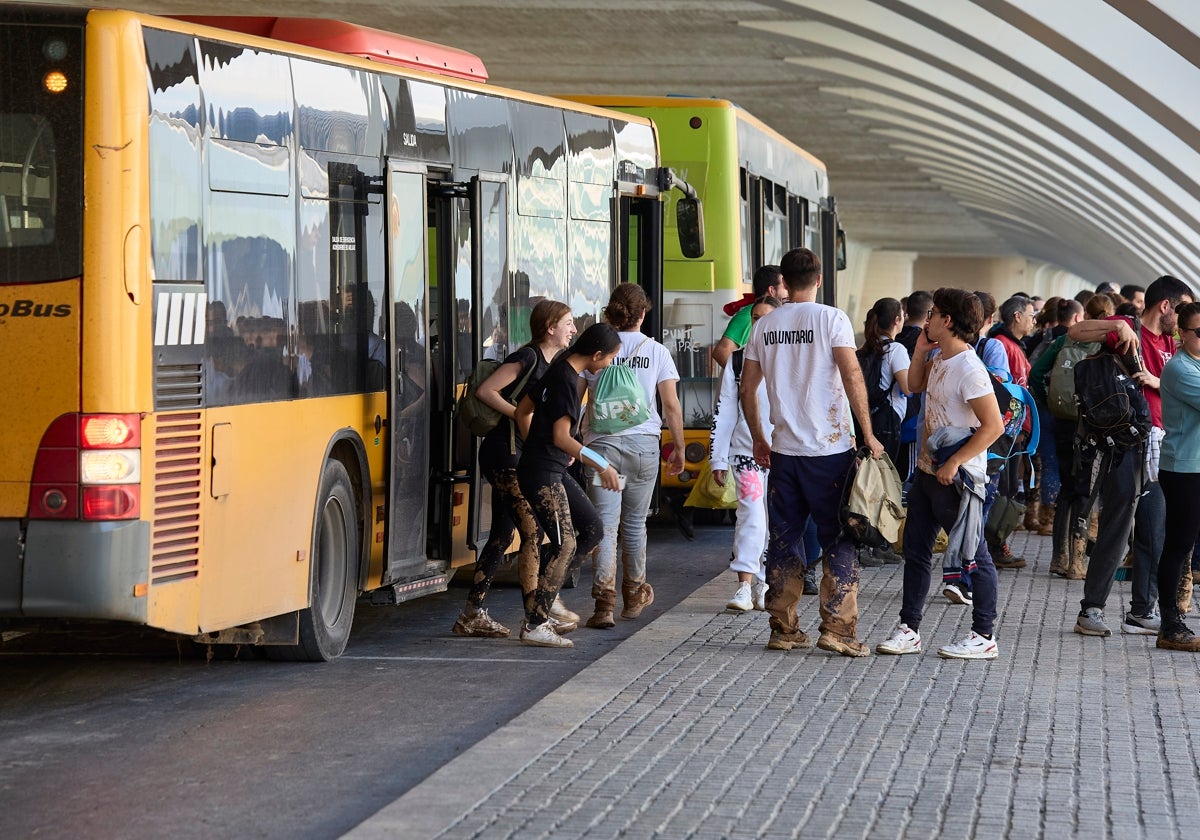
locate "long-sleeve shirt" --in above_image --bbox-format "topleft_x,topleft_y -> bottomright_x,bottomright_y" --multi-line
709,350 -> 772,471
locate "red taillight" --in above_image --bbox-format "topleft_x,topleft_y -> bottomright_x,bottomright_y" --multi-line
661,442 -> 675,462
28,413 -> 142,521
81,486 -> 140,520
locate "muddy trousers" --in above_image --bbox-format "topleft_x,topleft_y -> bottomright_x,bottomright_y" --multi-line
763,449 -> 859,638
1157,471 -> 1200,633
517,465 -> 603,627
467,468 -> 543,608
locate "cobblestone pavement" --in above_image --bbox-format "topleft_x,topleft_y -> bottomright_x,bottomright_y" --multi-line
347,531 -> 1200,839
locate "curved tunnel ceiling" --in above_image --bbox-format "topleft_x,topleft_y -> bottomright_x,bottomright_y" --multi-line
136,0 -> 1200,286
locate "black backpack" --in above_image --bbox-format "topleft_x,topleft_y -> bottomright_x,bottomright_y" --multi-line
854,341 -> 901,457
1073,351 -> 1151,450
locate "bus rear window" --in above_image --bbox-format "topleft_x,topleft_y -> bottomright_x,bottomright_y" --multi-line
0,21 -> 82,284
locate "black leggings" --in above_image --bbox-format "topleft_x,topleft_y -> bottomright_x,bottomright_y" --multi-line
1157,470 -> 1200,631
516,465 -> 603,627
467,468 -> 543,609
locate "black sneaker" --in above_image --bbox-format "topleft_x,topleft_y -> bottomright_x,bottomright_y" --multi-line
942,581 -> 973,606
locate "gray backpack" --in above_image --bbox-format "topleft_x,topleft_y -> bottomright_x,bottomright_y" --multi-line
1047,337 -> 1097,421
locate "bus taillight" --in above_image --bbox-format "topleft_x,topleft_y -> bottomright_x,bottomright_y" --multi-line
28,414 -> 142,521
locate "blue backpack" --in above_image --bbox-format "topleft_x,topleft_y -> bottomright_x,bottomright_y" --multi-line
983,366 -> 1039,476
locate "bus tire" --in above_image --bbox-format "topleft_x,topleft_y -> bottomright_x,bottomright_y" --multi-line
273,459 -> 360,661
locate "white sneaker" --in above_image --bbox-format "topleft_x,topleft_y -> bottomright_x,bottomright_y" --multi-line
519,622 -> 574,648
726,581 -> 753,612
937,631 -> 999,660
752,581 -> 768,611
876,623 -> 921,655
550,595 -> 580,624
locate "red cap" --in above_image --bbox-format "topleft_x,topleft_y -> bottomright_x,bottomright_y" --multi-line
723,293 -> 756,316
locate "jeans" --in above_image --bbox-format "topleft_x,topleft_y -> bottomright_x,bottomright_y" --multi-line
1157,471 -> 1200,631
586,434 -> 661,595
517,464 -> 604,627
904,471 -> 998,637
763,449 -> 858,638
1081,447 -> 1158,616
1037,408 -> 1061,505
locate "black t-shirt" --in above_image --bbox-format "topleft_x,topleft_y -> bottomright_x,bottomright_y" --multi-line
897,324 -> 922,358
479,346 -> 549,473
518,357 -> 583,474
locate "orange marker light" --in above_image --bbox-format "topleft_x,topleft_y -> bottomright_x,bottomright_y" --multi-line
44,71 -> 68,94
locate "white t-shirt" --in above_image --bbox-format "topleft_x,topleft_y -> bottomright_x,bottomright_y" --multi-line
880,341 -> 911,420
918,348 -> 994,477
583,330 -> 679,442
744,301 -> 856,457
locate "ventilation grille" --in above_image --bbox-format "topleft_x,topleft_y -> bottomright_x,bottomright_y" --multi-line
151,412 -> 203,585
155,363 -> 203,411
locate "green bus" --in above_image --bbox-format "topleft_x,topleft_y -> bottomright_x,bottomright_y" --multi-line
565,96 -> 844,503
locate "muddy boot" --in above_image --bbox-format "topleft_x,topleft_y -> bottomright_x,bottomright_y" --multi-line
1022,500 -> 1041,532
990,537 -> 1027,570
621,582 -> 655,620
1049,552 -> 1069,577
1036,503 -> 1055,536
451,605 -> 510,638
994,543 -> 1027,569
1064,533 -> 1089,580
586,589 -> 617,629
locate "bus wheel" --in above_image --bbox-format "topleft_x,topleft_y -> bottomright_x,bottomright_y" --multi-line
274,460 -> 359,662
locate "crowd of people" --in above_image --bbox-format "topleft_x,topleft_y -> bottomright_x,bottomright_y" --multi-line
451,250 -> 1200,656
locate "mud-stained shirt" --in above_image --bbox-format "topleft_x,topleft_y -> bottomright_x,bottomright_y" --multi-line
744,301 -> 855,457
917,349 -> 993,477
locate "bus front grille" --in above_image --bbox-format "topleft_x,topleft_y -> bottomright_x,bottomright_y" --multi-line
155,363 -> 203,410
151,412 -> 202,585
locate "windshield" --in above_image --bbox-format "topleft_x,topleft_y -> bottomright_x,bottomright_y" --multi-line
0,20 -> 83,283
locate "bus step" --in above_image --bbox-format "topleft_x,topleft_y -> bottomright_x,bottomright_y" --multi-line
368,573 -> 451,606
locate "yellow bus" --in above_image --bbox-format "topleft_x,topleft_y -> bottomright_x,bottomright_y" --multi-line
0,8 -> 698,659
565,96 -> 844,505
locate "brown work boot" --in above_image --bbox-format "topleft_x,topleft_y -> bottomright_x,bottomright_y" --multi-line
620,582 -> 655,619
1157,625 -> 1200,652
992,540 -> 1027,570
1064,533 -> 1088,580
1036,503 -> 1055,536
1049,552 -> 1069,577
767,629 -> 812,651
816,631 -> 871,658
451,605 -> 511,638
1022,500 -> 1041,532
586,588 -> 617,629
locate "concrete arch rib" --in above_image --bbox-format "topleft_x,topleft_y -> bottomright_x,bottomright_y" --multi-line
752,17 -> 1200,241
809,77 -> 1200,278
751,0 -> 1200,278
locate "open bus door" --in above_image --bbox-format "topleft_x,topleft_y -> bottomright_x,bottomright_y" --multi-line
382,163 -> 440,590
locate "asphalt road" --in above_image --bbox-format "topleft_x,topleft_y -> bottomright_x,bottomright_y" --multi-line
0,518 -> 731,839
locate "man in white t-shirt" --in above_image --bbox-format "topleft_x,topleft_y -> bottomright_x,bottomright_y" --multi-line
876,288 -> 1005,660
739,248 -> 884,657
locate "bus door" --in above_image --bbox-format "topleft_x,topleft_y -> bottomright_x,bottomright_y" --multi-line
383,164 -> 434,582
422,174 -> 507,568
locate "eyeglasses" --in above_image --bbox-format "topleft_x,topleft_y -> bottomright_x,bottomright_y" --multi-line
929,307 -> 948,319
1185,327 -> 1200,338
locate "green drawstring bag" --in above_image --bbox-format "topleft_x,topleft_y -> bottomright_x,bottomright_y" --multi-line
588,337 -> 651,436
